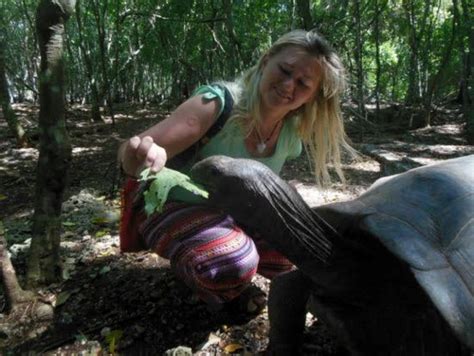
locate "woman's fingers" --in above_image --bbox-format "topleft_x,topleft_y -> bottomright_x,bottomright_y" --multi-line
145,143 -> 167,173
135,136 -> 154,160
128,135 -> 141,150
128,135 -> 167,174
150,145 -> 167,173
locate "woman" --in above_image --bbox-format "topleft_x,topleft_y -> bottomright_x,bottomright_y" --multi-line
118,30 -> 353,313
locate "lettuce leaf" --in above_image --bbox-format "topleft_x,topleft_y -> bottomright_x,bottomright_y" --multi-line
139,167 -> 208,216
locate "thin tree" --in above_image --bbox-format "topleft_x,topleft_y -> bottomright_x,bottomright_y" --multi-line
0,223 -> 53,330
354,0 -> 366,116
373,0 -> 383,116
222,0 -> 243,75
0,223 -> 34,313
458,0 -> 473,144
0,35 -> 28,148
423,4 -> 456,127
295,0 -> 313,30
75,0 -> 102,122
26,0 -> 76,287
403,0 -> 421,105
90,0 -> 115,126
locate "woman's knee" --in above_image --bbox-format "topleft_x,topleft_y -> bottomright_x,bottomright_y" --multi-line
172,226 -> 260,303
257,249 -> 294,279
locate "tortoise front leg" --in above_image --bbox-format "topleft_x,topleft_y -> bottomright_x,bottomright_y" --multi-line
267,269 -> 311,355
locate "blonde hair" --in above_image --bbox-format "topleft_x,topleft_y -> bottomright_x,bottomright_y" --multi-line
228,29 -> 355,185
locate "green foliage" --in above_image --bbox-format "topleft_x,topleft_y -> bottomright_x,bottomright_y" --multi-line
105,329 -> 123,355
0,0 -> 469,107
55,290 -> 72,306
139,167 -> 208,216
3,219 -> 32,245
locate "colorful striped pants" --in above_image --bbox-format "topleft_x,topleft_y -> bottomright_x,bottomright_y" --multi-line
120,179 -> 293,305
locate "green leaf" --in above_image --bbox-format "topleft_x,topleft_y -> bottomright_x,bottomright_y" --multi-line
95,229 -> 110,238
99,266 -> 111,275
91,216 -> 109,225
56,291 -> 72,306
105,329 -> 123,354
139,167 -> 208,216
74,333 -> 88,343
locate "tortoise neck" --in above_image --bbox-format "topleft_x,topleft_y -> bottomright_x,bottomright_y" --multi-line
243,173 -> 336,266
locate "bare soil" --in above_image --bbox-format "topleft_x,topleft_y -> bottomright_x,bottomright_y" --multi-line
0,103 -> 472,355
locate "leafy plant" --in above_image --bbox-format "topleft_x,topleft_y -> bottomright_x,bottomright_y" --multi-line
105,330 -> 123,355
139,167 -> 208,216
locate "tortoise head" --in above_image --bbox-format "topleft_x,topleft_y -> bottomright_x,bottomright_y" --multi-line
190,155 -> 275,222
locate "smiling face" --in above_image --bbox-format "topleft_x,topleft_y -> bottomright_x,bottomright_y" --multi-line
259,45 -> 321,116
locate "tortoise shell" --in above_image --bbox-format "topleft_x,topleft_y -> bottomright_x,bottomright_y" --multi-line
326,155 -> 474,349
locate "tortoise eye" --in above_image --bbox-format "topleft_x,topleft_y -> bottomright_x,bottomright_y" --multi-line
209,165 -> 220,177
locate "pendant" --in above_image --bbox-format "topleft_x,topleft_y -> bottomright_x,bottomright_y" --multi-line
257,142 -> 266,154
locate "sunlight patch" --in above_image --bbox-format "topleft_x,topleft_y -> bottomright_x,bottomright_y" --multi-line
72,146 -> 101,155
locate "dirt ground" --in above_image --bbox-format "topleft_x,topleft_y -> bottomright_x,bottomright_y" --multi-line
0,103 -> 472,355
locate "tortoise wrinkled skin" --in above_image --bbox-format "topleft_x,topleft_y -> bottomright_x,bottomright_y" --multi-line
191,155 -> 474,355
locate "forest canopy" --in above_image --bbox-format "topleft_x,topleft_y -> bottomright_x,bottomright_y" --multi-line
1,0 -> 471,111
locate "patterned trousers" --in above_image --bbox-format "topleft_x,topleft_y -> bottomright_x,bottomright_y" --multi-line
120,178 -> 293,305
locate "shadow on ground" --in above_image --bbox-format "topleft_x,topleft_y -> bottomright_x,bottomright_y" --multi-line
10,252 -> 258,354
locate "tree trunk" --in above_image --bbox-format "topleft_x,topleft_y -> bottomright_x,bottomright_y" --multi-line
222,0 -> 243,76
373,0 -> 382,117
404,0 -> 420,105
26,0 -> 75,287
459,0 -> 473,144
91,0 -> 115,126
75,0 -> 102,122
0,223 -> 35,312
295,0 -> 313,30
423,3 -> 456,127
0,38 -> 28,148
354,0 -> 366,116
111,0 -> 123,103
1,221 -> 54,326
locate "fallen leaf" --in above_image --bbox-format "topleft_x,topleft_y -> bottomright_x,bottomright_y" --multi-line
95,229 -> 110,238
91,210 -> 120,225
98,250 -> 115,257
0,194 -> 7,201
91,216 -> 109,225
105,329 -> 123,354
74,333 -> 88,342
224,343 -> 244,353
99,266 -> 111,275
197,332 -> 221,350
55,291 -> 72,306
62,268 -> 71,281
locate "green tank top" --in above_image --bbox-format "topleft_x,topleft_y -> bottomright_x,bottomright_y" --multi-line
169,84 -> 303,203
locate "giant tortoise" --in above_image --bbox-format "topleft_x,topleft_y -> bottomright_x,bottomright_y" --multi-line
190,155 -> 474,355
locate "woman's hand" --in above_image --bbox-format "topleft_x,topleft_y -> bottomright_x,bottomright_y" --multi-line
120,135 -> 167,178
